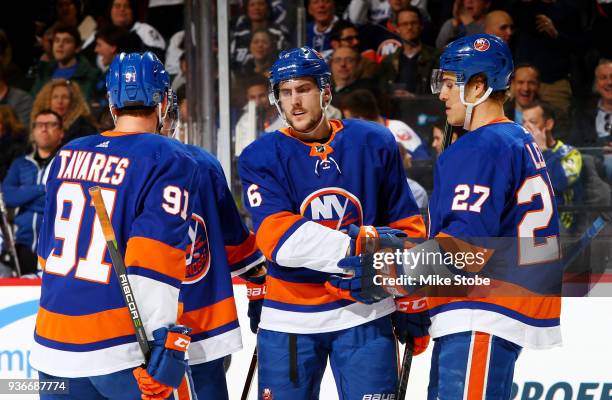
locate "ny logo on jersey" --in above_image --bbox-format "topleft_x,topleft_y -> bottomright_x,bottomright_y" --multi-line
184,213 -> 211,284
300,188 -> 363,231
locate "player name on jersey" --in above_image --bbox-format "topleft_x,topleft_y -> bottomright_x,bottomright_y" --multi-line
56,150 -> 130,185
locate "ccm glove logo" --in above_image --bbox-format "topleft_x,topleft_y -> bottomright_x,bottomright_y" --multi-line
395,297 -> 428,313
165,332 -> 191,351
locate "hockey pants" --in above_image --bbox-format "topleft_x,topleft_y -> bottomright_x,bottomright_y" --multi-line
428,331 -> 522,400
257,316 -> 398,400
190,356 -> 229,400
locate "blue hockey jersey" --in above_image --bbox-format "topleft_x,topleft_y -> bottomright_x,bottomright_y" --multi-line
427,118 -> 562,349
178,144 -> 264,365
30,131 -> 199,377
238,119 -> 426,334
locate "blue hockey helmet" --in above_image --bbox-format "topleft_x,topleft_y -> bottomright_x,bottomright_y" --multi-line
106,52 -> 169,109
431,34 -> 513,93
269,46 -> 331,99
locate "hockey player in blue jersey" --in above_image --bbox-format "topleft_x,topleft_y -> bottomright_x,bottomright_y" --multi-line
327,34 -> 562,399
159,91 -> 266,399
237,46 -> 429,400
31,52 -> 198,400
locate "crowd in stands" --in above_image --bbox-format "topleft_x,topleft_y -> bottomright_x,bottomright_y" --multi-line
0,0 -> 611,277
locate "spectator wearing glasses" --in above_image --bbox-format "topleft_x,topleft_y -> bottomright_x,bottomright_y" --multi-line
1,109 -> 64,275
31,79 -> 97,145
329,21 -> 378,78
378,5 -> 439,98
330,47 -> 378,108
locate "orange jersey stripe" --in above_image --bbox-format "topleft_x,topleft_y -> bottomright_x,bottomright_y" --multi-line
427,296 -> 560,320
466,332 -> 491,400
175,375 -> 193,400
389,215 -> 427,238
38,256 -> 46,271
125,236 -> 186,281
225,232 -> 258,266
256,211 -> 304,260
36,306 -> 134,344
266,275 -> 344,305
178,297 -> 238,334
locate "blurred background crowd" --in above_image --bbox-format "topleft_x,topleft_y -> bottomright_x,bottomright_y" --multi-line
0,0 -> 610,278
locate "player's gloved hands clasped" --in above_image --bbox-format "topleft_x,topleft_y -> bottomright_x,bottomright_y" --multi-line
324,225 -> 406,304
133,325 -> 191,399
392,297 -> 431,356
242,263 -> 267,333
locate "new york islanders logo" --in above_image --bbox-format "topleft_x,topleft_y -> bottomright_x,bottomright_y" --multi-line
474,38 -> 490,52
184,213 -> 211,284
300,187 -> 363,231
262,388 -> 273,400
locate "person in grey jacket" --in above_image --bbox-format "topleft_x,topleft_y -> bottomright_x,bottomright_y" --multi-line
2,109 -> 64,275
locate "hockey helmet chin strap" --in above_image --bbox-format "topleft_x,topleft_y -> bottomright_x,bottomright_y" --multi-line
459,85 -> 493,130
271,85 -> 332,135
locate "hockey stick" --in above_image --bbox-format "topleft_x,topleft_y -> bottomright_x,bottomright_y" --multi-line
396,342 -> 413,400
441,120 -> 453,153
561,215 -> 607,271
89,186 -> 151,360
0,190 -> 21,277
241,347 -> 258,400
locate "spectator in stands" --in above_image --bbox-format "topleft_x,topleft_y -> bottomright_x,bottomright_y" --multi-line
0,65 -> 33,127
238,29 -> 278,78
94,25 -> 137,73
341,88 -> 430,159
0,106 -> 28,181
378,5 -> 439,97
0,30 -> 27,90
435,0 -> 489,49
329,20 -> 378,78
2,109 -> 64,275
523,100 -> 583,232
483,10 -> 513,44
330,47 -> 377,107
231,0 -> 288,70
53,0 -> 97,49
146,0 -> 185,44
107,0 -> 165,57
505,63 -> 540,126
30,24 -> 99,101
306,0 -> 339,57
511,0 -> 581,115
31,79 -> 97,145
396,142 -> 429,208
234,74 -> 282,156
572,59 -> 612,181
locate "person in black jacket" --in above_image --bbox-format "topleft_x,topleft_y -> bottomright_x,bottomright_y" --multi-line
0,105 -> 28,181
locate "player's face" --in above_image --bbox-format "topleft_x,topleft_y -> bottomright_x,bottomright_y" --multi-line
512,67 -> 539,108
438,72 -> 465,126
50,86 -> 72,117
111,0 -> 134,28
278,78 -> 326,132
53,33 -> 78,64
32,114 -> 64,151
397,10 -> 422,42
595,63 -> 612,102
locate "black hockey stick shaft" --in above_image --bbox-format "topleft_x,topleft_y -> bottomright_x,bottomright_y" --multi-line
396,342 -> 413,400
562,215 -> 607,271
0,190 -> 21,277
441,120 -> 453,153
89,186 -> 151,360
241,347 -> 258,400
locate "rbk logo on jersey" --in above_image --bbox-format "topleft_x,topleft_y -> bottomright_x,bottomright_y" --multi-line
184,213 -> 211,284
300,188 -> 363,231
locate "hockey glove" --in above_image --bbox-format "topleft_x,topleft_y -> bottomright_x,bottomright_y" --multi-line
242,264 -> 267,333
133,325 -> 191,399
392,297 -> 431,356
325,225 -> 406,303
